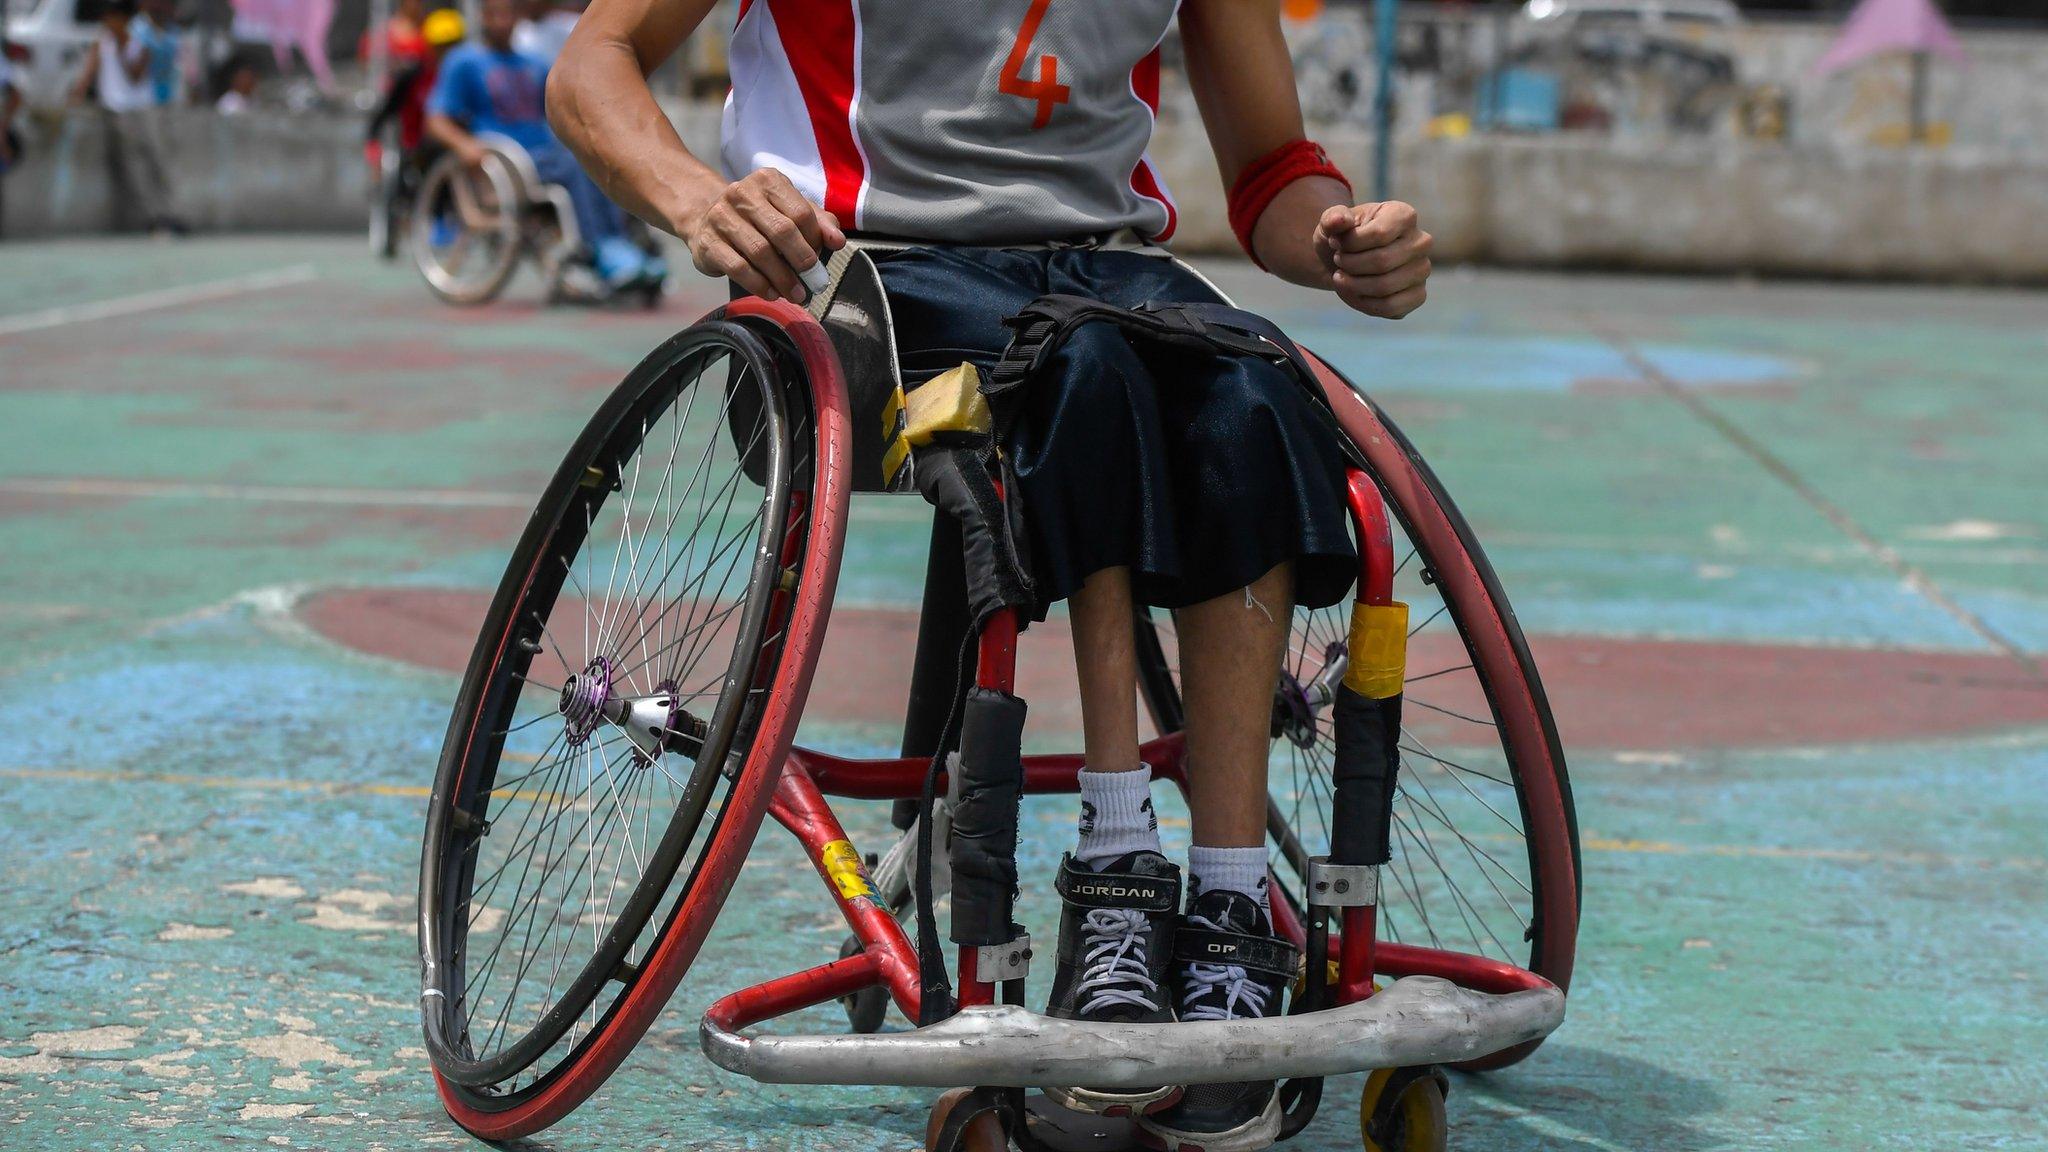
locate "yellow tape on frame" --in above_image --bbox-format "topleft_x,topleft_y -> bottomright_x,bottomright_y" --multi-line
1344,600 -> 1409,699
820,839 -> 876,902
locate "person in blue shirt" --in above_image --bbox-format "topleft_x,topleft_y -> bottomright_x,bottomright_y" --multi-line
425,0 -> 655,289
138,0 -> 181,107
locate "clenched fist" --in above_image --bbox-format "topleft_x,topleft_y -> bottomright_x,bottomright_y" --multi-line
1314,201 -> 1433,320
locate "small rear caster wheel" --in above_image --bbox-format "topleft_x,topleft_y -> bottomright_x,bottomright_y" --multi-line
1360,1066 -> 1448,1152
927,1088 -> 1010,1152
837,934 -> 889,1034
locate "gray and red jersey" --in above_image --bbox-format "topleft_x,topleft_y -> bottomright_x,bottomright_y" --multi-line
721,0 -> 1181,244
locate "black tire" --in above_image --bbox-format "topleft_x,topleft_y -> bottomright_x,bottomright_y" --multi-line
420,319 -> 810,1106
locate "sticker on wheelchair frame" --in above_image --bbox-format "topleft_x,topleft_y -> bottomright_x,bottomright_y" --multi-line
820,839 -> 877,903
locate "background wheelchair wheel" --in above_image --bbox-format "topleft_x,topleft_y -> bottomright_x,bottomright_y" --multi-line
1134,358 -> 1579,1071
412,150 -> 523,306
419,319 -> 824,1138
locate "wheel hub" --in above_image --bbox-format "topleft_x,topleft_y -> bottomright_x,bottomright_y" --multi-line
559,656 -> 614,745
1274,640 -> 1350,749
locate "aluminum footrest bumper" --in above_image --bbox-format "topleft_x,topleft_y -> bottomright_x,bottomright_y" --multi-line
701,975 -> 1563,1089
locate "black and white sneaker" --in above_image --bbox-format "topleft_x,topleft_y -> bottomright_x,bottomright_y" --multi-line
1137,890 -> 1299,1152
1043,851 -> 1182,1117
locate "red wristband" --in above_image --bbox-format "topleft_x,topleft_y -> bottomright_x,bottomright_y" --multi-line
1227,139 -> 1350,269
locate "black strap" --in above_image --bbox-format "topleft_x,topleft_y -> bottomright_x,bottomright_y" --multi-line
1173,928 -> 1300,980
911,628 -> 975,1026
985,295 -> 1337,447
1052,856 -> 1180,913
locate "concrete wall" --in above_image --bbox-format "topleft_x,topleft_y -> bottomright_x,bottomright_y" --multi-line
6,104 -> 2045,282
1369,134 -> 2048,282
1139,124 -> 2048,283
2,110 -> 368,237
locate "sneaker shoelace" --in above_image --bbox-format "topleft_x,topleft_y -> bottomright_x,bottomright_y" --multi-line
1074,907 -> 1161,1016
1177,913 -> 1273,1023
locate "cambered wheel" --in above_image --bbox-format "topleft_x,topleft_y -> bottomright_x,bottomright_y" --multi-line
420,317 -> 835,1138
412,149 -> 523,305
1135,354 -> 1579,1071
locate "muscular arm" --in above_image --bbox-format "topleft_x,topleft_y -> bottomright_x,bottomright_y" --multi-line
1180,0 -> 1431,318
548,0 -> 718,237
549,0 -> 841,301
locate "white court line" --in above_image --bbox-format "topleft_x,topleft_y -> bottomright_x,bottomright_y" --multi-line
0,263 -> 319,339
0,476 -> 533,509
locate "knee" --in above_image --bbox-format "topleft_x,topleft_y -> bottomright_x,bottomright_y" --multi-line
1180,360 -> 1294,452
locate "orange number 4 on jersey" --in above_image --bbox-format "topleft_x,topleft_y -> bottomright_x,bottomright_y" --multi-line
1000,0 -> 1071,129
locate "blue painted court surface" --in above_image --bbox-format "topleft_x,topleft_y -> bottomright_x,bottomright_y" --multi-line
1,236 -> 2044,1150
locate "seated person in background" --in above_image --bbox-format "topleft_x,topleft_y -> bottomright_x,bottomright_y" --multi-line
365,9 -> 464,182
425,0 -> 657,289
214,61 -> 259,114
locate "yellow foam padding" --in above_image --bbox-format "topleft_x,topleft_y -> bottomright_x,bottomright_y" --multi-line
878,383 -> 909,485
1344,600 -> 1408,699
902,363 -> 992,447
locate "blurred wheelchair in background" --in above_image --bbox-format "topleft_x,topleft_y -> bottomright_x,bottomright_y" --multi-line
407,133 -> 667,308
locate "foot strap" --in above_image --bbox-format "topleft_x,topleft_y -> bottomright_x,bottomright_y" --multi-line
1053,857 -> 1179,913
1173,928 -> 1299,981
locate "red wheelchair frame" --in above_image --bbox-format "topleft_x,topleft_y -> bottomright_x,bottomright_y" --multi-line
430,297 -> 1576,1146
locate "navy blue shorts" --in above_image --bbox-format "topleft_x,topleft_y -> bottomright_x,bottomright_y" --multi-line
872,245 -> 1357,615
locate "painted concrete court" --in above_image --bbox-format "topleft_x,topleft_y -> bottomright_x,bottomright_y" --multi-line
1,236 -> 2044,1151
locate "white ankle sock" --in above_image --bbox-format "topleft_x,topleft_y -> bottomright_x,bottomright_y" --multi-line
1188,845 -> 1270,915
1075,766 -> 1160,869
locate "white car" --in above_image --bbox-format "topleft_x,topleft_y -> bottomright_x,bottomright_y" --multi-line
4,0 -> 101,109
1516,0 -> 1742,46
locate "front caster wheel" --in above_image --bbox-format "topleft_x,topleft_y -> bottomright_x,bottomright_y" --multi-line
1361,1066 -> 1448,1152
837,934 -> 890,1033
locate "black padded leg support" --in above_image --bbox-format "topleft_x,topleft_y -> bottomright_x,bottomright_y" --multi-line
949,687 -> 1027,947
1330,684 -> 1403,866
896,513 -> 971,832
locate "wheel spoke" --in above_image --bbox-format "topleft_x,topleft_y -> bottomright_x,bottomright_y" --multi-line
423,329 -> 798,1093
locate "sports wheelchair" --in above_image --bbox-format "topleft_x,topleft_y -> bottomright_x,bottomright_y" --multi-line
407,132 -> 666,308
416,249 -> 1580,1151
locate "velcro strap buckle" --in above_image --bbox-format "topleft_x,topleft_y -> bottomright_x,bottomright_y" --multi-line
1054,866 -> 1179,913
1172,928 -> 1299,979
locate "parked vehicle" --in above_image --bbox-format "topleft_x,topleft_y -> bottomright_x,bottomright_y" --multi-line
4,0 -> 103,108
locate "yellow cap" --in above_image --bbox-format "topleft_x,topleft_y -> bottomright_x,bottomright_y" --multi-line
422,9 -> 466,47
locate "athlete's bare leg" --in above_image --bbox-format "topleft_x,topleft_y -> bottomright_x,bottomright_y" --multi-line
1069,562 -> 1292,846
1175,563 -> 1292,848
1069,567 -> 1143,776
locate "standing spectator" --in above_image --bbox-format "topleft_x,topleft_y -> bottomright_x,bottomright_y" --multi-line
0,48 -> 22,239
74,0 -> 188,235
138,0 -> 183,107
510,0 -> 578,66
